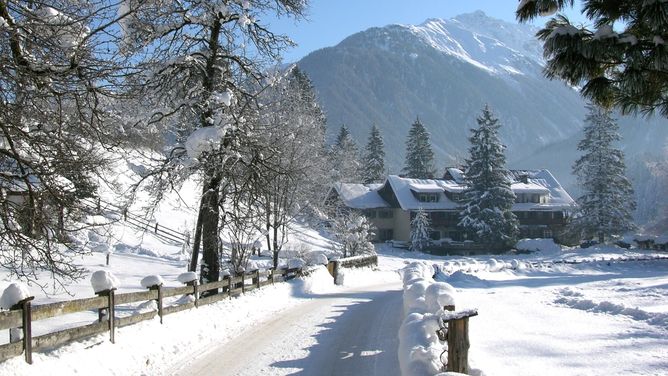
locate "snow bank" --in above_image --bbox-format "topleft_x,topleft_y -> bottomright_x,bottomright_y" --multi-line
306,252 -> 328,266
515,238 -> 561,254
287,258 -> 306,269
0,283 -> 31,309
296,265 -> 337,294
398,262 -> 457,375
140,275 -> 165,288
90,270 -> 120,293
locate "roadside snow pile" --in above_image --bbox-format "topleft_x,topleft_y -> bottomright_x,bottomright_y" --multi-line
515,238 -> 561,254
90,270 -> 120,293
306,252 -> 328,266
398,262 -> 456,376
296,265 -> 337,294
287,258 -> 306,269
0,283 -> 31,309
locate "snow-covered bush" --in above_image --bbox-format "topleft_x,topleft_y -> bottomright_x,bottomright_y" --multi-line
399,262 -> 457,375
0,283 -> 31,310
287,258 -> 306,269
332,212 -> 375,257
306,252 -> 329,266
90,270 -> 120,293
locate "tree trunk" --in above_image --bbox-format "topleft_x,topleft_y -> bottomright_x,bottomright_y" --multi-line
199,172 -> 222,288
272,218 -> 280,269
189,191 -> 206,272
598,231 -> 604,244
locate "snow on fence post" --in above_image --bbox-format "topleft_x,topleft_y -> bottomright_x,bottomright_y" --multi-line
178,272 -> 199,308
90,271 -> 120,344
141,275 -> 165,324
1,283 -> 35,364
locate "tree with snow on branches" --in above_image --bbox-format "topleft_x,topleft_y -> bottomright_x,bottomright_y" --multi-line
568,104 -> 636,243
458,105 -> 519,246
410,208 -> 432,252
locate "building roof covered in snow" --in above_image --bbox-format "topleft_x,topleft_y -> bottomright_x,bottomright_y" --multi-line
331,169 -> 575,212
328,182 -> 389,209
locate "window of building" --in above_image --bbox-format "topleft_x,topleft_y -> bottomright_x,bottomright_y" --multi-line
378,209 -> 394,219
364,209 -> 376,219
417,193 -> 439,203
543,229 -> 553,238
377,229 -> 394,241
430,230 -> 440,240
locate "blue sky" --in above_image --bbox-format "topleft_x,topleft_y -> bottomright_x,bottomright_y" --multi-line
267,0 -> 586,63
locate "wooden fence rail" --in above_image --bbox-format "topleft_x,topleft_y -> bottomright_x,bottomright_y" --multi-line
0,266 -> 302,364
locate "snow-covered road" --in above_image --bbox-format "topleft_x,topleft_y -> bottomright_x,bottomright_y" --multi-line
173,282 -> 403,376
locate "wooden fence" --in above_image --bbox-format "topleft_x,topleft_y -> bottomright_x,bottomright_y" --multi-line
0,267 -> 302,364
326,254 -> 378,284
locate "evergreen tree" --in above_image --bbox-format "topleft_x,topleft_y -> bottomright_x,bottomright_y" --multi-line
410,208 -> 432,252
459,105 -> 518,246
362,125 -> 386,184
569,105 -> 636,243
402,118 -> 436,179
517,0 -> 668,117
330,125 -> 361,183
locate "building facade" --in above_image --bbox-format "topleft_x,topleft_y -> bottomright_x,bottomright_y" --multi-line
326,169 -> 575,244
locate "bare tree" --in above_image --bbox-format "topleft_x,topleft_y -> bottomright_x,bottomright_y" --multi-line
119,0 -> 307,284
0,1 -> 136,288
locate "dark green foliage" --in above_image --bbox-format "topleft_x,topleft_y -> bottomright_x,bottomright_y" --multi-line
402,118 -> 436,179
459,106 -> 519,245
517,0 -> 668,117
362,125 -> 386,184
568,104 -> 636,242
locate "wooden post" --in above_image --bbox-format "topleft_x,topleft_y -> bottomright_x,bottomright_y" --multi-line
108,289 -> 116,344
11,297 -> 35,364
95,289 -> 116,343
189,281 -> 199,308
270,269 -> 275,285
154,222 -> 159,233
443,309 -> 478,374
157,286 -> 163,324
254,270 -> 261,289
228,276 -> 233,299
241,272 -> 245,294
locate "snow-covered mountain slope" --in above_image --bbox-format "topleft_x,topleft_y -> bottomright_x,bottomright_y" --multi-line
298,11 -> 666,178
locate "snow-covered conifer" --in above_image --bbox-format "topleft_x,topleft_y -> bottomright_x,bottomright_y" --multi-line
568,105 -> 636,243
362,125 -> 386,184
330,125 -> 362,183
458,105 -> 518,246
410,208 -> 432,252
402,118 -> 436,179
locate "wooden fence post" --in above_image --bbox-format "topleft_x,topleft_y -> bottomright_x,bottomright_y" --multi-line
190,281 -> 199,308
11,297 -> 35,364
255,270 -> 261,289
95,289 -> 116,344
228,276 -> 233,299
241,273 -> 245,294
146,285 -> 163,324
443,309 -> 478,374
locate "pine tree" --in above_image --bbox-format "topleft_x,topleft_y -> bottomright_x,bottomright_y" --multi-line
330,125 -> 361,183
402,118 -> 436,179
568,105 -> 636,243
362,125 -> 386,184
516,0 -> 668,117
410,208 -> 432,252
459,105 -> 519,246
